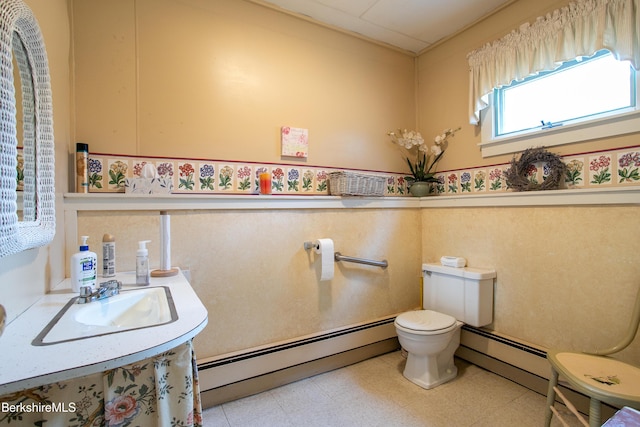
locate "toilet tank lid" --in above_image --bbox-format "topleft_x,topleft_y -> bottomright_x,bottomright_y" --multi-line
422,263 -> 496,279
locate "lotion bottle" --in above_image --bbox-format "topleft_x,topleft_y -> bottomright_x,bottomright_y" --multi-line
102,233 -> 116,277
70,236 -> 97,292
136,240 -> 151,285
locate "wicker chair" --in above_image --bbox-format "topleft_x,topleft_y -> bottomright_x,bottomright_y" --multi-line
544,287 -> 640,427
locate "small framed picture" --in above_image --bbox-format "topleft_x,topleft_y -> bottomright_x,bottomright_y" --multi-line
281,126 -> 308,158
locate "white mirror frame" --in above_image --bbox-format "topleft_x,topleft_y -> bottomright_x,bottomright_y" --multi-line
0,0 -> 55,258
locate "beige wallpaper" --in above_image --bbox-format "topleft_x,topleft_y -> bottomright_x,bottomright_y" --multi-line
76,202 -> 640,366
72,0 -> 640,179
422,205 -> 640,365
77,208 -> 422,358
71,0 -> 416,174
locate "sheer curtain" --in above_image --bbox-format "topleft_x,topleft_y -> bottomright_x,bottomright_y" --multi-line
467,0 -> 640,125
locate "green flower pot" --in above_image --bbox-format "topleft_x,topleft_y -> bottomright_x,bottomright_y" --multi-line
409,181 -> 433,197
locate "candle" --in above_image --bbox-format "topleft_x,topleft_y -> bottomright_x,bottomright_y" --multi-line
259,172 -> 271,195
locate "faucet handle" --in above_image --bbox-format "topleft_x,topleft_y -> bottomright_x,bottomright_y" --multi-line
99,280 -> 122,290
79,286 -> 93,297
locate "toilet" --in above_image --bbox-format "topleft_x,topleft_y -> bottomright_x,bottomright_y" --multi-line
394,263 -> 496,389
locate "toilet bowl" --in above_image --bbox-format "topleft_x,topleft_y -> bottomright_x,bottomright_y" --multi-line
395,310 -> 463,389
394,263 -> 496,389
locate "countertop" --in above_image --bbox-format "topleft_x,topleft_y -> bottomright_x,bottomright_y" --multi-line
0,271 -> 208,395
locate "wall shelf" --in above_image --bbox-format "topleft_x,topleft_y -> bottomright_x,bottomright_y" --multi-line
419,186 -> 640,208
63,186 -> 640,212
62,193 -> 419,211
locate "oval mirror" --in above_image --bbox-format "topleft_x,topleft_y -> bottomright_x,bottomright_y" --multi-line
0,0 -> 55,258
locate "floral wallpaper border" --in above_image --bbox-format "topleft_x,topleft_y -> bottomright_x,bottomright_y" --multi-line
15,145 -> 640,196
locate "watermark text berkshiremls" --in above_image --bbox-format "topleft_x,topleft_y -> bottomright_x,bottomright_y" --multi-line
2,401 -> 77,413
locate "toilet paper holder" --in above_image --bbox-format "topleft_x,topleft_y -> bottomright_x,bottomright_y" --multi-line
304,241 -> 388,269
303,241 -> 320,251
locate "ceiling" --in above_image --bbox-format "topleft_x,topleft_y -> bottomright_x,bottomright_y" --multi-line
258,0 -> 514,54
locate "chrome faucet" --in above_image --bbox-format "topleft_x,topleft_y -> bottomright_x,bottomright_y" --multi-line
77,280 -> 122,304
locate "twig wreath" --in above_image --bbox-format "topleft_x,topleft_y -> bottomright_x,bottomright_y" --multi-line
505,147 -> 566,191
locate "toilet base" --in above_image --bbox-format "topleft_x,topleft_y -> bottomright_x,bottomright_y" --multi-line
400,324 -> 462,390
403,356 -> 458,390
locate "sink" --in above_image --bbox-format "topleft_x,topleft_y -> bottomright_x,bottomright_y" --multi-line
74,286 -> 173,327
33,286 -> 178,346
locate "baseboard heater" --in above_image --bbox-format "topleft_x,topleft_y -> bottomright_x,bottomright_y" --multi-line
458,325 -> 550,380
197,314 -> 400,404
197,319 -> 548,394
197,318 -> 617,418
457,325 -> 617,419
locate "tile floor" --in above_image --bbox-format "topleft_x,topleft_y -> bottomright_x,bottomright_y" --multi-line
202,351 -> 585,427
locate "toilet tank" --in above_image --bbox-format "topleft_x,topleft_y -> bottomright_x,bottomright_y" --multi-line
422,263 -> 496,327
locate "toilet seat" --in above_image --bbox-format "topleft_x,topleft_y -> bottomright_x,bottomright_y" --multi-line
395,310 -> 457,335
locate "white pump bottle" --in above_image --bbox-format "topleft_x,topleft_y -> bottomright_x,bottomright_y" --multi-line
70,236 -> 97,292
136,240 -> 151,285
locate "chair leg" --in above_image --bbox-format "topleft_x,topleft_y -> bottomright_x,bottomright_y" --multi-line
545,368 -> 559,427
588,398 -> 601,427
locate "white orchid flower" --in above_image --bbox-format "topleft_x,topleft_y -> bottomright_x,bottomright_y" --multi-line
388,126 -> 459,183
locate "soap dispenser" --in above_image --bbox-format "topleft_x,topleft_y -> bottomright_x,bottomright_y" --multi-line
70,236 -> 97,292
136,240 -> 151,285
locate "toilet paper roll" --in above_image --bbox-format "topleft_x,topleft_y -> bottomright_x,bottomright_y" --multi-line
314,238 -> 334,281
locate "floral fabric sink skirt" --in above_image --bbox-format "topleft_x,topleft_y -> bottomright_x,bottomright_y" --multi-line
0,339 -> 202,426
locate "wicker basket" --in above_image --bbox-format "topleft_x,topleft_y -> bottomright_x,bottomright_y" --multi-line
328,172 -> 385,196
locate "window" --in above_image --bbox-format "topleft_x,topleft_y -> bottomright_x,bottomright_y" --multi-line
480,51 -> 640,157
496,50 -> 635,136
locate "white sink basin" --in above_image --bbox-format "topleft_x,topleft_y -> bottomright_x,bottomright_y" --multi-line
74,286 -> 173,327
33,286 -> 177,345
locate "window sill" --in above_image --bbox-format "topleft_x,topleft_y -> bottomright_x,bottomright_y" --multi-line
480,108 -> 640,157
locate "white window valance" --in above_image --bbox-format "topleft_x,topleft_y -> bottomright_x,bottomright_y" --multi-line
467,0 -> 640,125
